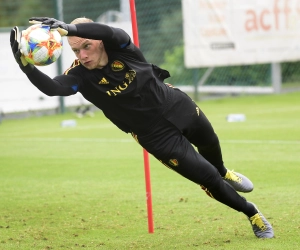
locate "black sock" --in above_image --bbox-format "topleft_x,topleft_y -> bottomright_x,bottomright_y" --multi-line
219,167 -> 227,177
244,202 -> 258,218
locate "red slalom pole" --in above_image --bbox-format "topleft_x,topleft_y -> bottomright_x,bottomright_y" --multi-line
129,0 -> 154,234
129,0 -> 139,47
142,148 -> 154,233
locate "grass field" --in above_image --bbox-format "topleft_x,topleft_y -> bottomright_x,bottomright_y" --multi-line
0,92 -> 299,249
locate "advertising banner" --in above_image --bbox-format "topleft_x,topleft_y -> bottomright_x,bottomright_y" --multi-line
182,0 -> 300,67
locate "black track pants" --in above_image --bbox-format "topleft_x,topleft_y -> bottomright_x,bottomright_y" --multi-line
132,89 -> 248,213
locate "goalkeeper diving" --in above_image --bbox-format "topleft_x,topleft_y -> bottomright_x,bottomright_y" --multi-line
10,17 -> 274,238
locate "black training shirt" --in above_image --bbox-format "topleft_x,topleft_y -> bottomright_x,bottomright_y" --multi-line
26,22 -> 172,133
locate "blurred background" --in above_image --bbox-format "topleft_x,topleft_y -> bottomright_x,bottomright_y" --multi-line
0,0 -> 300,118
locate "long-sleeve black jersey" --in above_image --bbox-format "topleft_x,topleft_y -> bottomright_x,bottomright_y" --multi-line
25,22 -> 172,133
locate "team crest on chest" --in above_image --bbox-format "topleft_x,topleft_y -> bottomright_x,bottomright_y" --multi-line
111,60 -> 125,71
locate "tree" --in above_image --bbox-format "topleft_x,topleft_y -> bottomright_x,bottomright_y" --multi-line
0,0 -> 54,27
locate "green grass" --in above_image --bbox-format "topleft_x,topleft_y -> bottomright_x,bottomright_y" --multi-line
0,92 -> 300,249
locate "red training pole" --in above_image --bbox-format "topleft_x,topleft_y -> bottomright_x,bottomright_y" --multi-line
143,147 -> 154,233
129,0 -> 154,234
129,0 -> 139,48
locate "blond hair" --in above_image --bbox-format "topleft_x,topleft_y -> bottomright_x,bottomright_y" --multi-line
70,17 -> 93,24
67,17 -> 94,41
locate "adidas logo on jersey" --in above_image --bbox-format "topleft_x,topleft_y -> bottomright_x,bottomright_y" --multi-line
99,77 -> 109,84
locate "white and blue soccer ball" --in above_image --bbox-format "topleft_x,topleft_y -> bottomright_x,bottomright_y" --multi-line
20,24 -> 63,66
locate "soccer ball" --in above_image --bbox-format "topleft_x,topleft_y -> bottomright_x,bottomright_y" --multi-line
20,24 -> 63,66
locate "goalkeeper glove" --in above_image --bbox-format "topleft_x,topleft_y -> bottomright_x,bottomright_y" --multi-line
29,17 -> 77,36
10,26 -> 34,74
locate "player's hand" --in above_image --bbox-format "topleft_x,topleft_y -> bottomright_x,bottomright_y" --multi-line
29,17 -> 69,36
10,26 -> 34,74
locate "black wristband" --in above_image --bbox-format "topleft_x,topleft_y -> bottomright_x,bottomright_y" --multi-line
66,24 -> 77,36
21,63 -> 35,74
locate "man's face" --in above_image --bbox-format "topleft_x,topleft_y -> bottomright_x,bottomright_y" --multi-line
68,36 -> 105,70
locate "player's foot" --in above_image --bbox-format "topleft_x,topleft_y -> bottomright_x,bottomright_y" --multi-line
248,203 -> 274,238
223,170 -> 253,192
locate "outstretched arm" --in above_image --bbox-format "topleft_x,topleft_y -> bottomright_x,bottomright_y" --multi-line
26,68 -> 79,96
29,17 -> 131,49
75,23 -> 131,48
10,25 -> 80,97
